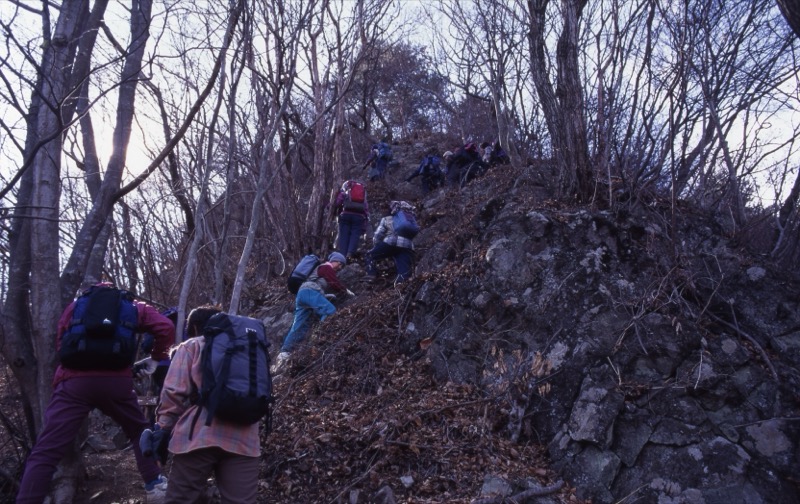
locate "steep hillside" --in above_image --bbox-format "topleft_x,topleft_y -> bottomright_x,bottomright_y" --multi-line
256,140 -> 800,503
22,140 -> 797,504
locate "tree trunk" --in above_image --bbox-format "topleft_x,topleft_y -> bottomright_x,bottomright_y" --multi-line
526,0 -> 591,201
526,0 -> 568,196
76,78 -> 113,285
60,0 -> 152,301
776,0 -> 800,38
555,0 -> 591,200
0,1 -> 109,502
306,24 -> 335,252
772,166 -> 800,265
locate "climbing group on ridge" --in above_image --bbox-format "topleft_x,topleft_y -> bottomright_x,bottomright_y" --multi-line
277,137 -> 507,370
369,136 -> 508,193
14,137 -> 507,504
407,139 -> 508,192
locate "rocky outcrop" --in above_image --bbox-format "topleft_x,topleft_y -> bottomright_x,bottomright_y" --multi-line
405,174 -> 799,502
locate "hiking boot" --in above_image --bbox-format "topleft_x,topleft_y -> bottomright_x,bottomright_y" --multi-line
272,351 -> 290,374
145,475 -> 168,504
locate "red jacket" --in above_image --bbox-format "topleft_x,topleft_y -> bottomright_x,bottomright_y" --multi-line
53,300 -> 175,387
316,262 -> 347,293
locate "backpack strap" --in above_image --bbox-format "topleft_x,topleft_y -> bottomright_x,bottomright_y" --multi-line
248,329 -> 258,396
188,402 -> 202,440
188,341 -> 214,440
204,339 -> 238,427
188,335 -> 225,439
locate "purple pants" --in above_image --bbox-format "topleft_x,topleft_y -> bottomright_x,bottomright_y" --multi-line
16,376 -> 160,504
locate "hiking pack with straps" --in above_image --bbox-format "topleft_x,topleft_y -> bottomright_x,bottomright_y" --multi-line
377,142 -> 393,161
59,286 -> 140,370
287,254 -> 321,294
342,181 -> 366,212
393,209 -> 420,239
422,155 -> 441,176
191,313 -> 273,436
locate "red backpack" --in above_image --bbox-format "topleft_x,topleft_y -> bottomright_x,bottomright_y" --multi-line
343,181 -> 366,212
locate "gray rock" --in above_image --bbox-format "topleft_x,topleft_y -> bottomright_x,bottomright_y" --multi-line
479,475 -> 512,498
569,445 -> 621,503
612,412 -> 654,467
567,366 -> 625,448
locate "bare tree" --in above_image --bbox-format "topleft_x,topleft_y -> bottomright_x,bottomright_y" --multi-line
0,0 -> 155,500
227,0 -> 306,314
524,0 -> 592,200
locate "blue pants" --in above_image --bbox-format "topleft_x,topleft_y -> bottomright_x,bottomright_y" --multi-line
16,376 -> 160,504
366,242 -> 414,282
420,175 -> 443,194
281,289 -> 336,352
337,213 -> 366,257
368,158 -> 389,181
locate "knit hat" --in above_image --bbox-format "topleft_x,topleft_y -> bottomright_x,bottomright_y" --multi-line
328,252 -> 347,265
390,200 -> 415,215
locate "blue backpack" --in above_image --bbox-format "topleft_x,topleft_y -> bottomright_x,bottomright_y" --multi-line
377,142 -> 393,161
59,286 -> 139,370
393,209 -> 420,239
287,254 -> 321,294
191,313 -> 273,435
422,155 -> 441,176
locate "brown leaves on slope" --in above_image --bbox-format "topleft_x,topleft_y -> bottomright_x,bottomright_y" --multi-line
259,286 -> 577,504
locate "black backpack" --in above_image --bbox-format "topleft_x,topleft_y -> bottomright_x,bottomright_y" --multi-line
191,313 -> 273,436
59,286 -> 139,370
287,254 -> 321,294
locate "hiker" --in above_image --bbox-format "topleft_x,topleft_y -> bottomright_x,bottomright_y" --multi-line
135,307 -> 179,424
442,150 -> 454,180
481,141 -> 510,167
16,282 -> 175,504
276,252 -> 354,366
445,142 -> 486,188
365,139 -> 393,182
406,152 -> 445,193
365,201 -> 418,284
333,180 -> 370,261
150,306 -> 264,504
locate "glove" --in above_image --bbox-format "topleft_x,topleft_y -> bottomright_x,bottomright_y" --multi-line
133,357 -> 159,378
346,289 -> 355,297
140,426 -> 171,465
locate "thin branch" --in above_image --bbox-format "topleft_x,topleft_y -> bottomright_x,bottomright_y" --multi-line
706,308 -> 778,382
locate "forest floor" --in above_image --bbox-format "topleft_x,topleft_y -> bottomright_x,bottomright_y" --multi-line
72,446 -> 149,504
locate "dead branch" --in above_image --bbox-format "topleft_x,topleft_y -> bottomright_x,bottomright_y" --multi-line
470,480 -> 564,504
706,309 -> 778,382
